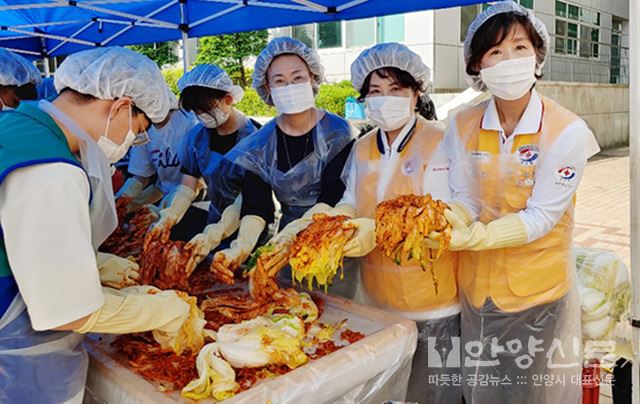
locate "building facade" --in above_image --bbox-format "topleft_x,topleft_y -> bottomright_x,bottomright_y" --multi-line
270,0 -> 629,91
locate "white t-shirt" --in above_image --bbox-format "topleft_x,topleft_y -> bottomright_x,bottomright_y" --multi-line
128,110 -> 198,194
0,163 -> 104,330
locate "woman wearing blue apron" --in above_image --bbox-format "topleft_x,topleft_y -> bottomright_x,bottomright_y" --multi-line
211,37 -> 357,298
0,47 -> 193,403
148,64 -> 261,276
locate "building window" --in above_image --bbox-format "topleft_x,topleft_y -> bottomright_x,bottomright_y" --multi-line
317,21 -> 342,49
377,14 -> 404,43
461,1 -> 533,42
292,24 -> 315,48
460,5 -> 481,42
610,17 -> 623,84
555,1 -> 599,58
347,18 -> 375,47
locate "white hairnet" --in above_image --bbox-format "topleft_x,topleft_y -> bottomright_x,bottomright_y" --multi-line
0,48 -> 41,87
252,37 -> 324,106
177,64 -> 244,104
351,42 -> 432,93
463,1 -> 550,91
54,46 -> 173,123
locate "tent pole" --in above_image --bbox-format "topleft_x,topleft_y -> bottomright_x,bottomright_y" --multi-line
43,57 -> 51,77
630,0 -> 639,401
182,30 -> 190,73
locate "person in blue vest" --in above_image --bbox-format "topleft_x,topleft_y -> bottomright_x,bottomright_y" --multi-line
0,48 -> 41,110
0,47 -> 194,403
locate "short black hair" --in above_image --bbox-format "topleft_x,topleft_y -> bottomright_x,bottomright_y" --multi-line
15,83 -> 38,101
180,86 -> 228,114
417,93 -> 438,121
58,87 -> 147,118
466,12 -> 545,78
358,67 -> 425,103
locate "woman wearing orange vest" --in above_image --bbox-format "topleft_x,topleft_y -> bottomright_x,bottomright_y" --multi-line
344,43 -> 461,403
443,3 -> 600,403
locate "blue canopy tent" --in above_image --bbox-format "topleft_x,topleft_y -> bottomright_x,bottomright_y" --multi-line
0,0 -> 482,61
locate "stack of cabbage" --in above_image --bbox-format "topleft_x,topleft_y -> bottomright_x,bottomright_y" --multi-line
576,248 -> 631,342
181,293 -> 321,401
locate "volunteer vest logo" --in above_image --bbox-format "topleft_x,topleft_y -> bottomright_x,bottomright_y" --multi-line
401,159 -> 415,176
556,166 -> 577,187
517,144 -> 540,166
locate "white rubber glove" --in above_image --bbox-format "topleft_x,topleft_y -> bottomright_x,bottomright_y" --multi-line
96,252 -> 140,289
74,286 -> 190,336
211,215 -> 266,284
149,184 -> 196,242
182,197 -> 242,275
116,177 -> 144,200
343,217 -> 376,257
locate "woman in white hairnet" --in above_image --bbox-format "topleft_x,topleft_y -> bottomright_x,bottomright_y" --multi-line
115,94 -> 198,213
0,47 -> 194,403
210,37 -> 359,297
0,48 -> 41,110
146,64 -> 261,275
442,2 -> 600,403
269,42 -> 461,403
347,43 -> 460,403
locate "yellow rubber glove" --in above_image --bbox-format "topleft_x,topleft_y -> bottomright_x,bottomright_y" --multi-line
74,286 -> 190,336
446,210 -> 528,251
212,215 -> 266,284
448,201 -> 474,227
257,203 -> 358,270
149,184 -> 196,241
183,198 -> 242,276
96,252 -> 140,289
343,218 -> 376,257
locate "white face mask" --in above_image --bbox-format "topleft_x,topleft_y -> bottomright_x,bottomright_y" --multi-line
365,96 -> 413,132
480,56 -> 537,101
197,108 -> 230,129
271,82 -> 315,114
98,105 -> 136,164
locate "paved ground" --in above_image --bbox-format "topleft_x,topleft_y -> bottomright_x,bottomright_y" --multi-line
574,148 -> 630,266
573,148 -> 630,404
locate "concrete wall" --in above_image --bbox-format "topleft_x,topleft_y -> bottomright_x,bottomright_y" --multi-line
536,81 -> 629,149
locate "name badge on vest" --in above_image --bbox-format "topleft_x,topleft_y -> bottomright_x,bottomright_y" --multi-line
402,159 -> 415,176
470,151 -> 491,163
517,144 -> 540,166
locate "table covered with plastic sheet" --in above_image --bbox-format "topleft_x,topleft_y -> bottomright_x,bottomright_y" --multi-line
84,292 -> 418,403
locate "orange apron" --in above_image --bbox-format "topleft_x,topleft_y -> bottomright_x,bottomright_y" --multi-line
355,116 -> 458,313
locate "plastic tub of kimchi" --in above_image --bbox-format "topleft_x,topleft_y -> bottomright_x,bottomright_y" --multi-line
84,283 -> 417,404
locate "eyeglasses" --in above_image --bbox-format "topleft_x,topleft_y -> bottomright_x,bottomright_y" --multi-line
131,111 -> 151,146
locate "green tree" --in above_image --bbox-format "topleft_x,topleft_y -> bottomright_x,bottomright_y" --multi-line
195,31 -> 268,88
128,42 -> 179,68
